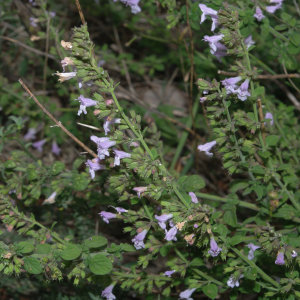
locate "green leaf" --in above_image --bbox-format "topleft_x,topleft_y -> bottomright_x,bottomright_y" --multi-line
258,150 -> 271,158
60,245 -> 82,260
245,267 -> 257,280
274,24 -> 288,31
27,169 -> 38,181
290,31 -> 300,46
203,284 -> 218,300
283,175 -> 298,185
4,160 -> 16,169
253,86 -> 265,97
265,135 -> 279,146
36,244 -> 51,255
150,148 -> 158,158
85,236 -> 107,248
179,175 -> 205,192
273,204 -> 298,219
230,236 -> 245,246
251,165 -> 265,175
287,43 -> 300,55
120,243 -> 136,252
88,254 -> 112,275
18,242 -> 34,254
73,158 -> 84,170
51,161 -> 65,175
24,257 -> 43,274
72,174 -> 88,191
223,208 -> 237,227
160,244 -> 172,257
229,180 -> 249,193
190,257 -> 205,266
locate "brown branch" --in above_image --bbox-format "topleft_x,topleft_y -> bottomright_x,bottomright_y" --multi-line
18,79 -> 98,158
218,70 -> 300,79
74,0 -> 85,25
282,63 -> 300,95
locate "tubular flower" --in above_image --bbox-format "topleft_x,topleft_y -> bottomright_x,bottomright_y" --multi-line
275,252 -> 285,265
155,214 -> 173,230
227,274 -> 244,288
236,79 -> 251,101
247,243 -> 260,260
203,34 -> 224,54
253,6 -> 265,21
221,76 -> 242,94
264,112 -> 274,126
133,187 -> 147,198
103,117 -> 121,135
75,95 -> 97,116
61,57 -> 74,72
91,136 -> 116,159
32,139 -> 47,152
292,250 -> 298,258
164,270 -> 176,277
86,158 -> 106,179
198,141 -> 217,157
213,42 -> 228,61
199,4 -> 219,31
244,35 -> 255,49
101,284 -> 116,300
30,17 -> 38,27
208,237 -> 222,257
266,3 -> 282,13
61,40 -> 73,50
132,229 -> 147,250
24,128 -> 37,141
189,192 -> 199,204
99,211 -> 117,224
179,288 -> 196,300
52,71 -> 76,83
164,226 -> 178,241
43,192 -> 57,205
51,141 -> 61,156
115,0 -> 141,14
109,206 -> 128,214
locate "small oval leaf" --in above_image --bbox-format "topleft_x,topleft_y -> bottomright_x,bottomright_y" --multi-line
88,254 -> 112,275
60,245 -> 82,260
85,236 -> 107,248
24,257 -> 43,274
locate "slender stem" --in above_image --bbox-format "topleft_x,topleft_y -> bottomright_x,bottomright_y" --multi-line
74,0 -> 86,24
112,271 -> 173,281
173,185 -> 190,209
174,248 -> 225,286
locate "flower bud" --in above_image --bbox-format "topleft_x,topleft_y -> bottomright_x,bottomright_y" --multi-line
137,227 -> 143,233
93,109 -> 101,115
106,99 -> 114,106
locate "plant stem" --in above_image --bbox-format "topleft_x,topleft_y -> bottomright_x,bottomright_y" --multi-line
173,185 -> 190,209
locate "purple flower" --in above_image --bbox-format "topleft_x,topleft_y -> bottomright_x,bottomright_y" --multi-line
221,76 -> 242,94
132,229 -> 147,250
247,243 -> 260,260
275,252 -> 285,265
91,136 -> 116,159
194,224 -> 199,228
75,95 -> 97,116
164,270 -> 176,277
49,11 -> 56,18
199,97 -> 207,103
199,4 -> 219,31
292,250 -> 298,258
103,117 -> 121,135
198,141 -> 217,157
51,141 -> 61,156
113,148 -> 131,166
30,17 -> 38,27
264,112 -> 274,126
203,34 -> 224,54
266,3 -> 282,13
133,187 -> 147,198
116,0 -> 141,14
101,284 -> 116,300
155,214 -> 173,230
236,79 -> 251,101
169,220 -> 175,227
99,211 -> 117,224
253,6 -> 265,21
244,35 -> 255,49
24,128 -> 37,141
179,288 -> 196,300
213,42 -> 228,61
189,192 -> 199,204
32,139 -> 46,152
208,237 -> 222,257
227,274 -> 244,288
86,158 -> 106,179
164,226 -> 178,241
109,205 -> 128,214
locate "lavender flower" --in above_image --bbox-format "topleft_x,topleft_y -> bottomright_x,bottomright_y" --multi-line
292,250 -> 298,258
132,229 -> 147,250
51,141 -> 61,156
203,34 -> 224,54
52,71 -> 76,83
155,214 -> 173,230
43,192 -> 57,205
189,192 -> 199,204
221,76 -> 242,94
109,205 -> 128,214
198,141 -> 217,157
236,79 -> 251,101
213,42 -> 228,61
247,243 -> 260,260
24,128 -> 37,141
103,118 -> 121,135
264,112 -> 274,126
32,139 -> 46,152
253,6 -> 265,21
113,148 -> 131,166
199,97 -> 207,103
164,226 -> 178,241
116,0 -> 141,14
61,57 -> 74,72
99,211 -> 117,224
164,270 -> 176,277
86,158 -> 106,179
133,187 -> 147,198
101,284 -> 116,300
227,274 -> 244,288
244,35 -> 255,49
169,220 -> 175,227
208,237 -> 222,257
266,3 -> 282,13
275,252 -> 285,265
75,95 -> 97,116
49,11 -> 56,18
199,4 -> 219,31
30,17 -> 38,27
179,288 -> 196,300
194,224 -> 199,228
91,136 -> 116,159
